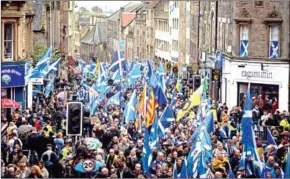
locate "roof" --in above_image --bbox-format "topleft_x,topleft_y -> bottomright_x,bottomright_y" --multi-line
81,22 -> 107,45
108,2 -> 143,21
121,13 -> 136,27
32,0 -> 44,31
146,1 -> 160,9
155,11 -> 169,20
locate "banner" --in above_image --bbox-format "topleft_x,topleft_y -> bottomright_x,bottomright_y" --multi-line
1,65 -> 25,88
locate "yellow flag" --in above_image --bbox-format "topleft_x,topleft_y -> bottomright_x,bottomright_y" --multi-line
176,81 -> 180,92
95,60 -> 100,75
176,87 -> 202,121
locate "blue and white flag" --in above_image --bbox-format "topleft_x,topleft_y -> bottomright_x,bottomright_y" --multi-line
41,57 -> 61,76
128,63 -> 142,85
269,41 -> 278,59
158,105 -> 175,137
44,78 -> 55,97
107,91 -> 121,106
187,126 -> 212,178
240,40 -> 248,57
123,90 -> 137,123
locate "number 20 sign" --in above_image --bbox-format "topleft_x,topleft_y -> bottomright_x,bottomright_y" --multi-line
82,159 -> 95,172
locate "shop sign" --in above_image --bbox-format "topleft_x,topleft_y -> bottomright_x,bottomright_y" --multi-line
241,70 -> 273,79
1,65 -> 25,88
29,78 -> 44,85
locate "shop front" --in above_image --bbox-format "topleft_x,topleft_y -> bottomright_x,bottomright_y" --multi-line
1,61 -> 27,111
222,59 -> 289,111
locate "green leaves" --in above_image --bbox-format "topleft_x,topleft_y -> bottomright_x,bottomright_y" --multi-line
32,45 -> 47,65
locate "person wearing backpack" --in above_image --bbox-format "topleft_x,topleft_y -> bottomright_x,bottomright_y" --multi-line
7,132 -> 22,154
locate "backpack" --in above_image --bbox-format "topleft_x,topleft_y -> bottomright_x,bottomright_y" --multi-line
13,138 -> 21,149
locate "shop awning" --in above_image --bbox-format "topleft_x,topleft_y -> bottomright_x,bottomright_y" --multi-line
1,98 -> 20,108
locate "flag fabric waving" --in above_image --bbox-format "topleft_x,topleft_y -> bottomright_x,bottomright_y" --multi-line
146,90 -> 158,127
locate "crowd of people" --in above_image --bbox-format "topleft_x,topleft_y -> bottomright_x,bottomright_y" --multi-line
1,61 -> 290,179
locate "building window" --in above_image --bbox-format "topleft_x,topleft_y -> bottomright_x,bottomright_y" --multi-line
172,40 -> 178,51
254,1 -> 263,7
172,18 -> 179,29
239,25 -> 248,57
269,25 -> 279,59
3,23 -> 14,61
164,1 -> 169,11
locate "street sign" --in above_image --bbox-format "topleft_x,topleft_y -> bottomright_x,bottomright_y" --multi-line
82,159 -> 95,172
29,78 -> 43,85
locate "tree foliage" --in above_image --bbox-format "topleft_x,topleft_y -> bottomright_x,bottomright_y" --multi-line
91,6 -> 103,13
32,45 -> 47,65
32,45 -> 61,66
76,7 -> 90,16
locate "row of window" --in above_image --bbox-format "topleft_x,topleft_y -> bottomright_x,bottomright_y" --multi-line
155,39 -> 170,52
155,20 -> 169,32
239,25 -> 279,59
172,18 -> 179,29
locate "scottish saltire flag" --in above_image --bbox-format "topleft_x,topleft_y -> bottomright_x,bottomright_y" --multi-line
107,91 -> 121,106
123,90 -> 137,123
141,128 -> 153,177
41,57 -> 61,76
204,111 -> 214,133
77,58 -> 86,71
219,124 -> 231,139
111,69 -> 122,82
158,106 -> 175,137
157,62 -> 166,76
149,114 -> 159,149
240,85 -> 264,177
240,40 -> 248,57
153,84 -> 168,106
108,51 -> 127,73
158,75 -> 167,93
89,91 -> 105,115
35,46 -> 52,69
26,46 -> 53,80
147,60 -> 158,88
128,63 -> 142,84
44,78 -> 55,97
269,41 -> 278,59
266,127 -> 277,147
187,126 -> 212,178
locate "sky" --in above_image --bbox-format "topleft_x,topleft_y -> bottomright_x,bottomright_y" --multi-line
75,1 -> 133,13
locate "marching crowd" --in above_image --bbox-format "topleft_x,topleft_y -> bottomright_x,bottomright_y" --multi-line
1,64 -> 290,179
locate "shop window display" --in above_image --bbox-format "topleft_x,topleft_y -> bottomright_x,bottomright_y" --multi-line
237,82 -> 279,112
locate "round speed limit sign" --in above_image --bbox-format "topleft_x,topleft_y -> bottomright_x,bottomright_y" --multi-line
82,159 -> 95,172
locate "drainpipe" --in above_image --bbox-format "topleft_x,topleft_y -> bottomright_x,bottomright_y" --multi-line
197,1 -> 200,72
214,1 -> 218,52
288,2 -> 290,111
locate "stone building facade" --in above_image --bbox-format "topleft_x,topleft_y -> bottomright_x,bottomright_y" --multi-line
1,1 -> 34,62
134,7 -> 147,60
232,1 -> 289,59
